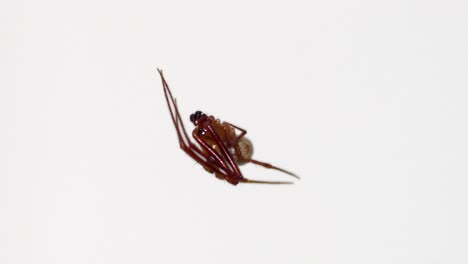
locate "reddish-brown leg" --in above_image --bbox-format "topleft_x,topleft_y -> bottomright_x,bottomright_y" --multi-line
223,122 -> 247,145
159,69 -> 235,183
247,159 -> 300,179
192,130 -> 232,174
240,178 -> 294,184
176,122 -> 232,182
159,70 -> 203,155
205,124 -> 243,177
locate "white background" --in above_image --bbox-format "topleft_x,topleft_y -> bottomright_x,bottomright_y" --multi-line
1,0 -> 467,263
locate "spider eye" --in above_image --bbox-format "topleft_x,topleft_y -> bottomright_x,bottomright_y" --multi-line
198,128 -> 206,135
190,110 -> 203,123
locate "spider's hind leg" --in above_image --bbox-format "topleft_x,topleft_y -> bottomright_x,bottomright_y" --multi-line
247,159 -> 300,180
239,178 -> 293,184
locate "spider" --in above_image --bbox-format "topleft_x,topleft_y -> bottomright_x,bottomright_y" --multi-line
158,69 -> 299,185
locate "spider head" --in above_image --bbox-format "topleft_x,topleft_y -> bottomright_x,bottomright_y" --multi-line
190,110 -> 204,125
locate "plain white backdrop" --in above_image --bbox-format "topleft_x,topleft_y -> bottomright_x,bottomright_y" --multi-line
1,0 -> 467,263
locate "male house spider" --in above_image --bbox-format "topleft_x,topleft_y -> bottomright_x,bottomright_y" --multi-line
158,69 -> 299,185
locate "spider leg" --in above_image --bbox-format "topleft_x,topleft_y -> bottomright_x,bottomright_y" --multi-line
180,143 -> 235,184
240,178 -> 293,184
247,159 -> 300,179
159,69 -> 239,184
223,122 -> 247,145
158,69 -> 205,158
205,124 -> 244,178
176,118 -> 244,185
192,130 -> 232,173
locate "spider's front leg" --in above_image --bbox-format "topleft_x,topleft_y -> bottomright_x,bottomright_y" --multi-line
159,69 -> 236,184
192,127 -> 243,185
